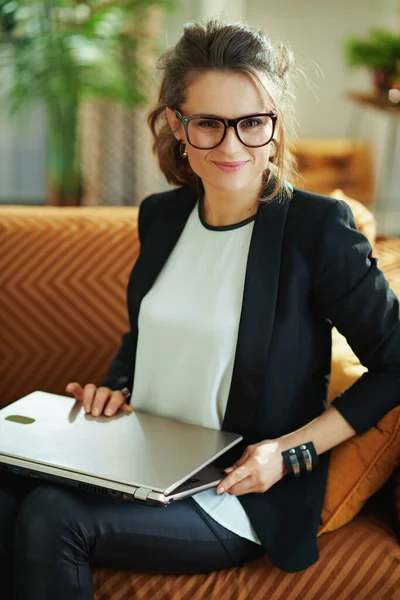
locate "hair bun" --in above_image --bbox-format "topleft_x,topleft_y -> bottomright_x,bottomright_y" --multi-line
274,41 -> 294,80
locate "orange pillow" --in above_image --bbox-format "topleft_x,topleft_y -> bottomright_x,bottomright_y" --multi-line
318,192 -> 400,534
329,188 -> 376,249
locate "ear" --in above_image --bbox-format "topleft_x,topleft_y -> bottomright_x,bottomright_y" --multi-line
269,138 -> 278,161
165,107 -> 183,141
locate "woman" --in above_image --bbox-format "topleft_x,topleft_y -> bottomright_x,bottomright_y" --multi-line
2,18 -> 400,599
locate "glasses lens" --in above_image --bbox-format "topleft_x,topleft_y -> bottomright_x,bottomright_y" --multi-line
237,116 -> 274,147
187,116 -> 274,148
187,118 -> 225,149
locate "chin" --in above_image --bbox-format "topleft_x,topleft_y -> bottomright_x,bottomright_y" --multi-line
209,176 -> 255,192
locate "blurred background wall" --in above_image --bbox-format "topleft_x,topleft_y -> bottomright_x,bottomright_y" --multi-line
1,0 -> 399,232
0,52 -> 47,204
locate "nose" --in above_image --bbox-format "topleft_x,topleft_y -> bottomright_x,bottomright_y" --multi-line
218,125 -> 245,153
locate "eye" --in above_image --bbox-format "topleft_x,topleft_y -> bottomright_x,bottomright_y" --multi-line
240,118 -> 263,128
195,119 -> 223,129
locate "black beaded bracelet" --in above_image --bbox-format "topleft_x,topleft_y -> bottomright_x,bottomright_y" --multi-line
281,442 -> 319,478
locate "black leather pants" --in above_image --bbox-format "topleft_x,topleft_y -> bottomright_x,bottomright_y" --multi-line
0,471 -> 265,599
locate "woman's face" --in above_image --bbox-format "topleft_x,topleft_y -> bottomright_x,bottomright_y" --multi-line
165,70 -> 276,195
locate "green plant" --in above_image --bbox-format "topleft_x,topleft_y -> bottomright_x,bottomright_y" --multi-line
344,28 -> 400,76
0,0 -> 177,205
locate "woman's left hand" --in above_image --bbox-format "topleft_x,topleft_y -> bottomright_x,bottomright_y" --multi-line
216,439 -> 287,496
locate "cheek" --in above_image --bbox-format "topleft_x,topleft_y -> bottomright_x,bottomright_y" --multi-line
255,149 -> 270,167
186,150 -> 209,174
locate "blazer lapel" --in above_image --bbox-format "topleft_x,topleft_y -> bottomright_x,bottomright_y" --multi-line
132,185 -> 291,440
221,195 -> 291,438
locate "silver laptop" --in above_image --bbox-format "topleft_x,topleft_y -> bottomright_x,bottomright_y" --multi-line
0,391 -> 242,507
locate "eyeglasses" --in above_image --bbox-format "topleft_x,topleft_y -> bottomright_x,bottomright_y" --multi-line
173,108 -> 278,150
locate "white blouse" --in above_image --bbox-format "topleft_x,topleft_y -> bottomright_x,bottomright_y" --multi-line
131,198 -> 262,545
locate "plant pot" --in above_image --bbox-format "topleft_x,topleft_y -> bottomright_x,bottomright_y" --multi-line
371,69 -> 394,95
47,182 -> 82,207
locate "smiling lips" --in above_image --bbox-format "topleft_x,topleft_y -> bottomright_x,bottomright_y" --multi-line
213,161 -> 248,172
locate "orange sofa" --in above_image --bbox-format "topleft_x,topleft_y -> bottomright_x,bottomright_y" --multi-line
0,204 -> 399,599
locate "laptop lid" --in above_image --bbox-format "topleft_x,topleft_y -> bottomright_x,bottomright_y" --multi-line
0,391 -> 242,495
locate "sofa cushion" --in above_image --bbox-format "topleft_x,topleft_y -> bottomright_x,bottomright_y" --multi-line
92,511 -> 400,599
329,188 -> 376,248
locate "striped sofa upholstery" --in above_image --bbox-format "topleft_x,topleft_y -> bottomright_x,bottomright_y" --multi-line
0,206 -> 137,407
92,511 -> 399,599
1,206 -> 399,599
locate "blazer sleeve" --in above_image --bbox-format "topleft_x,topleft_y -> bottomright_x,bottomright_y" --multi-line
311,199 -> 400,435
99,193 -> 161,392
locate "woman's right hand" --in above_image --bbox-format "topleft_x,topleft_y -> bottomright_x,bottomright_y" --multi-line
65,383 -> 134,417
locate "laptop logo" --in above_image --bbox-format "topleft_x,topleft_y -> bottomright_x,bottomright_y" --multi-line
5,415 -> 35,425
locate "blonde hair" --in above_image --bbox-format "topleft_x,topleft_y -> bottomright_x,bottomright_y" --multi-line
147,18 -> 298,202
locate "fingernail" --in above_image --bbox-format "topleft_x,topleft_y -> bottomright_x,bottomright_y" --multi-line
217,487 -> 225,494
224,467 -> 233,473
105,409 -> 112,416
93,408 -> 99,416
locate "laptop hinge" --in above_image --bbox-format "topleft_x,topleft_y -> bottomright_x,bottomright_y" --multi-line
133,487 -> 151,502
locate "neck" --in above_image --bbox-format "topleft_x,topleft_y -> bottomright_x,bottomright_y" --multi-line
200,184 -> 261,227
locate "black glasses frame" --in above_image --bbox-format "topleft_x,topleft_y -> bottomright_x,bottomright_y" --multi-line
173,108 -> 278,149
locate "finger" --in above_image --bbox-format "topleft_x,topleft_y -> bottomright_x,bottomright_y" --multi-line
103,394 -> 134,416
217,462 -> 252,494
82,383 -> 98,414
224,450 -> 250,472
103,392 -> 126,417
225,475 -> 255,497
65,382 -> 83,402
235,450 -> 250,467
90,387 -> 111,417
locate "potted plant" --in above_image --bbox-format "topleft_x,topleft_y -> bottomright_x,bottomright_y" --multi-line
344,28 -> 400,96
0,0 -> 176,206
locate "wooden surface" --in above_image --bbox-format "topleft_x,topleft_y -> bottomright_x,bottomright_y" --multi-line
291,137 -> 374,205
347,91 -> 400,116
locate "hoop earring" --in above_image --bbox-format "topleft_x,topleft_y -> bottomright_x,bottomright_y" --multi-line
179,141 -> 188,158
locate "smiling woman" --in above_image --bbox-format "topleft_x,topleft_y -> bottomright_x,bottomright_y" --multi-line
3,16 -> 400,600
148,19 -> 298,227
165,69 -> 282,226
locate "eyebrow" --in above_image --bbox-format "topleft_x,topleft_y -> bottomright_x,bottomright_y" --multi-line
184,112 -> 272,121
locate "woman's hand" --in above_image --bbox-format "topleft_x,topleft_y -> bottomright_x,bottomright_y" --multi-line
65,382 -> 134,417
216,439 -> 287,496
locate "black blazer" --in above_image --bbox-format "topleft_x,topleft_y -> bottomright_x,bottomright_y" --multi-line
102,183 -> 400,572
